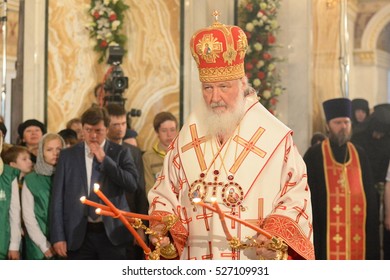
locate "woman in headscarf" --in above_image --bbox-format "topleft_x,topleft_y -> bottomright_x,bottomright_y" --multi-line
21,133 -> 65,259
351,98 -> 370,135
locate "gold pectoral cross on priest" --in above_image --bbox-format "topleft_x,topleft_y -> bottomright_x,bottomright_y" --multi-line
337,166 -> 347,188
337,175 -> 345,187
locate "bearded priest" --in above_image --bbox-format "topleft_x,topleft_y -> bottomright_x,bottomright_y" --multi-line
147,13 -> 314,260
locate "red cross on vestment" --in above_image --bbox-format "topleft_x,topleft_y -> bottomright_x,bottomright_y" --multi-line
186,246 -> 197,260
201,241 -> 213,259
281,172 -> 296,196
224,209 -> 237,229
178,206 -> 192,225
221,250 -> 239,260
181,124 -> 208,171
150,197 -> 166,212
230,127 -> 267,174
196,208 -> 213,231
293,199 -> 309,223
244,198 -> 264,228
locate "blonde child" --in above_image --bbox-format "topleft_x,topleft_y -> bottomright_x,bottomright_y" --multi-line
22,133 -> 65,259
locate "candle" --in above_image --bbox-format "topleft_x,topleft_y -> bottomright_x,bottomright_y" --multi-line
93,184 -> 151,254
80,196 -> 162,222
194,199 -> 272,239
211,197 -> 233,240
193,198 -> 215,212
210,197 -> 223,217
97,208 -> 136,223
80,196 -> 110,212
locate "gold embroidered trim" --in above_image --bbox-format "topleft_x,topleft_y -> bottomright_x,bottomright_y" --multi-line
198,64 -> 245,82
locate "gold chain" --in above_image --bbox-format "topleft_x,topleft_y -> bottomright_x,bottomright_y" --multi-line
208,125 -> 240,177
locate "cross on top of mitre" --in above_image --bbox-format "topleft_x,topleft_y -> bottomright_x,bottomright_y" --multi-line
212,10 -> 220,22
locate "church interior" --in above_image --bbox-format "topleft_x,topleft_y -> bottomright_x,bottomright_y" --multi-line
0,0 -> 389,155
0,0 -> 390,263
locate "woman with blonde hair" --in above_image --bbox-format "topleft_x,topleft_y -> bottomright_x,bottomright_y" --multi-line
21,133 -> 65,259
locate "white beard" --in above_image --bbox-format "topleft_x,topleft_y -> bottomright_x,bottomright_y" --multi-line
199,94 -> 246,140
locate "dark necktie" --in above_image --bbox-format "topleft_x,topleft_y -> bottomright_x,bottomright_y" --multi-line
88,157 -> 101,220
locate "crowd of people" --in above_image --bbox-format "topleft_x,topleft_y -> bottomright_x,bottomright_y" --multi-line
0,106 -> 179,260
1,15 -> 390,261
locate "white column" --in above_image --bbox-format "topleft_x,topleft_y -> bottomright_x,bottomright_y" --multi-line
0,0 -> 18,142
23,0 -> 46,121
277,0 -> 312,154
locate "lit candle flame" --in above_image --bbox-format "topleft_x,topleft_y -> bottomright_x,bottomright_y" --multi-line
94,183 -> 100,192
96,208 -> 101,215
193,197 -> 201,203
80,196 -> 86,202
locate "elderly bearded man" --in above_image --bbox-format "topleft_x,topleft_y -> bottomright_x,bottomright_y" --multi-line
147,14 -> 314,261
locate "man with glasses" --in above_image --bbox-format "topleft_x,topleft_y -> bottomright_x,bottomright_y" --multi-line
50,106 -> 139,259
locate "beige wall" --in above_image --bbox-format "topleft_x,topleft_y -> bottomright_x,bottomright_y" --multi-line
46,0 -> 180,152
3,0 -> 389,152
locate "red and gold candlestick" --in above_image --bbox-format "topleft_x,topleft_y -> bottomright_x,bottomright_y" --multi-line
194,198 -> 288,259
93,184 -> 151,254
193,198 -> 272,239
81,185 -> 179,260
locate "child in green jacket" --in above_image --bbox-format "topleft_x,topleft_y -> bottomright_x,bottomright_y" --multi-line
0,132 -> 22,260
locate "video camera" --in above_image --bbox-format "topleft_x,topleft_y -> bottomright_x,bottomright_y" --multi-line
103,46 -> 129,107
102,46 -> 142,128
126,109 -> 142,129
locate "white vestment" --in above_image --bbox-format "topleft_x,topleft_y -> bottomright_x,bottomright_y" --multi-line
148,96 -> 314,260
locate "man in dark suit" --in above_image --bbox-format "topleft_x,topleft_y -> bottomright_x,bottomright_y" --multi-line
105,103 -> 149,260
50,106 -> 139,260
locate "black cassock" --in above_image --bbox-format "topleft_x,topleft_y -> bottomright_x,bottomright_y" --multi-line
303,140 -> 380,259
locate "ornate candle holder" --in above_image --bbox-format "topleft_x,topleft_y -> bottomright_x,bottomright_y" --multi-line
194,197 -> 288,260
80,184 -> 179,260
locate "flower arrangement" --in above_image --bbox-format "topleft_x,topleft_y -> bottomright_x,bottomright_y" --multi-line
87,0 -> 129,63
238,0 -> 283,115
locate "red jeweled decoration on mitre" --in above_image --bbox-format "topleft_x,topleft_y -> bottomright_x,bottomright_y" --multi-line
190,17 -> 248,83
